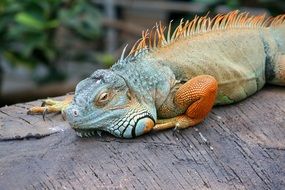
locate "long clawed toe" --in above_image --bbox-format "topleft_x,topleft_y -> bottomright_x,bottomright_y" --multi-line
27,101 -> 59,120
27,96 -> 73,120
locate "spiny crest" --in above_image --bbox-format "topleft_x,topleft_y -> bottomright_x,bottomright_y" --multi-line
119,10 -> 285,60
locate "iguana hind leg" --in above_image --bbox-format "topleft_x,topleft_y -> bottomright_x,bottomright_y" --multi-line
153,75 -> 218,131
27,96 -> 73,115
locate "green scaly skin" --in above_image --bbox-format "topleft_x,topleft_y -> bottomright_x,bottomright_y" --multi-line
65,12 -> 285,138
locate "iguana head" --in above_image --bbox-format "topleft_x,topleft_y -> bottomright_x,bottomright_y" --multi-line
64,69 -> 155,138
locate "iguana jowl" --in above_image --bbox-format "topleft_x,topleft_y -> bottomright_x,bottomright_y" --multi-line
28,11 -> 285,138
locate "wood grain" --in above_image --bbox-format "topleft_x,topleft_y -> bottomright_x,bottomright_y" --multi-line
0,86 -> 284,190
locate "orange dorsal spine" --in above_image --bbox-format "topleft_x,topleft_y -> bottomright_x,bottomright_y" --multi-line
126,10 -> 285,58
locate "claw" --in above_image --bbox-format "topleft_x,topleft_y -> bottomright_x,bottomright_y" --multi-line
42,108 -> 47,121
41,101 -> 46,107
172,123 -> 181,138
27,110 -> 32,115
97,130 -> 102,137
61,110 -> 66,121
172,129 -> 180,138
28,96 -> 73,121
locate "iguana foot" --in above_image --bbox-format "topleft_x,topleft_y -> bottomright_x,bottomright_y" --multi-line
27,96 -> 73,120
153,75 -> 217,131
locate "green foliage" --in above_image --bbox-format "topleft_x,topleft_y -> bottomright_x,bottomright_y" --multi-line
0,0 -> 102,71
59,2 -> 101,39
98,53 -> 116,67
226,0 -> 240,9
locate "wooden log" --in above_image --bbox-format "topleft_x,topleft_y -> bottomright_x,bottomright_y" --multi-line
0,86 -> 284,189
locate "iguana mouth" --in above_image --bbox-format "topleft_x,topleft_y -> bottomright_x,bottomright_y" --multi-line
73,128 -> 100,137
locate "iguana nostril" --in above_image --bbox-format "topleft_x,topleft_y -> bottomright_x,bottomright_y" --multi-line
73,109 -> 79,117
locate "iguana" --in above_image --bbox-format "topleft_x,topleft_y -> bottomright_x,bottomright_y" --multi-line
28,11 -> 285,138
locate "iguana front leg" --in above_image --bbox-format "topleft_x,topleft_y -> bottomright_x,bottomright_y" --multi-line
27,96 -> 73,118
153,75 -> 218,131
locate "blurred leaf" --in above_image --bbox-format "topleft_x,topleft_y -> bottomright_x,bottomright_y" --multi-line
59,1 -> 102,39
22,33 -> 47,57
15,12 -> 45,30
98,53 -> 115,67
0,0 -> 103,83
7,24 -> 32,40
226,0 -> 240,8
4,2 -> 22,13
37,1 -> 52,18
0,15 -> 10,34
40,45 -> 57,62
3,51 -> 36,68
46,20 -> 59,28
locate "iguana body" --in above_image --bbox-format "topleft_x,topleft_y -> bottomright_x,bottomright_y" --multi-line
29,11 -> 285,138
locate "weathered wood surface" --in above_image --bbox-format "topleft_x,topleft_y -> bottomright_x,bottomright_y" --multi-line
0,86 -> 284,190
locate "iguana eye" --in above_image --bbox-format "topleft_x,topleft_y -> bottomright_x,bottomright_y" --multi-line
99,92 -> 109,101
95,92 -> 110,106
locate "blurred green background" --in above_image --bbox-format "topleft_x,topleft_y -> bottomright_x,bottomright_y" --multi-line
0,0 -> 284,106
0,0 -> 105,82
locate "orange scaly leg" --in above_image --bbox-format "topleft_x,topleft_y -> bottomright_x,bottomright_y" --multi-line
153,75 -> 218,131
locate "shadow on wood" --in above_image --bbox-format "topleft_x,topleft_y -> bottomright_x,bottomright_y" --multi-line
0,86 -> 284,189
